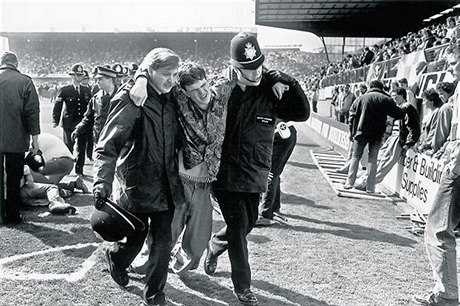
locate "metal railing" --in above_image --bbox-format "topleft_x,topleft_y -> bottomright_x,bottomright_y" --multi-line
320,43 -> 450,87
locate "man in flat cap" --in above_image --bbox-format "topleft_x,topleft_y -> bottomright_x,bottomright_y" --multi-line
52,63 -> 91,175
203,33 -> 310,305
0,51 -> 40,224
72,66 -> 118,146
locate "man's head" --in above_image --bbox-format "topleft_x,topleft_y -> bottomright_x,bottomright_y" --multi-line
230,32 -> 265,86
435,81 -> 456,102
93,66 -> 117,92
398,78 -> 408,88
359,84 -> 367,94
140,48 -> 181,94
422,88 -> 443,109
369,79 -> 384,90
111,63 -> 125,86
178,62 -> 211,109
391,87 -> 407,105
81,70 -> 90,86
69,64 -> 85,83
343,84 -> 350,93
0,51 -> 18,68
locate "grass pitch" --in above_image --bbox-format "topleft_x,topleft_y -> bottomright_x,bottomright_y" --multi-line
0,98 -> 441,305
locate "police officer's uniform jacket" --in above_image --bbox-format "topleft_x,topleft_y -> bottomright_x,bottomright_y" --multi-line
52,84 -> 91,130
213,72 -> 310,193
74,86 -> 118,143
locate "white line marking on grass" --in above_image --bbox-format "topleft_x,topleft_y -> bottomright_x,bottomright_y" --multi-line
0,242 -> 101,282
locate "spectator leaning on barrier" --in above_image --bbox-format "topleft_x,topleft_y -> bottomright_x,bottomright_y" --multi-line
0,51 -> 40,224
398,78 -> 418,110
415,88 -> 445,155
354,87 -> 420,191
345,79 -> 405,193
431,81 -> 457,157
337,84 -> 355,123
361,47 -> 374,66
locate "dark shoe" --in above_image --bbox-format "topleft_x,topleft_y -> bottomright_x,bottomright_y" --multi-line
105,249 -> 129,287
413,293 -> 458,305
234,288 -> 258,305
144,293 -> 167,306
203,243 -> 218,275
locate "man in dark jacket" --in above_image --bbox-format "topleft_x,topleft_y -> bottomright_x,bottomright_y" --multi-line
0,51 -> 40,224
52,63 -> 91,175
92,48 -> 184,306
345,79 -> 405,193
71,66 -> 118,145
203,33 -> 310,305
361,47 -> 374,66
257,119 -> 298,226
354,87 -> 420,190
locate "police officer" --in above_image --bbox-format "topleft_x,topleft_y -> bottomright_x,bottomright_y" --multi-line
72,66 -> 118,145
111,63 -> 124,87
52,63 -> 91,175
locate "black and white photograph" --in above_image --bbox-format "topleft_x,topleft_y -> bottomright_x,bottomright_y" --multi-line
1,0 -> 460,305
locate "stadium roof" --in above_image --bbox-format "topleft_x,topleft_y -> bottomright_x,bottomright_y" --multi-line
255,0 -> 460,37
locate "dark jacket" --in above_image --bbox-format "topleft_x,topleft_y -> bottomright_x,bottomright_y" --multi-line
74,86 -> 117,143
213,73 -> 310,193
349,88 -> 405,142
0,64 -> 40,152
52,84 -> 91,129
399,102 -> 421,147
93,85 -> 184,213
361,49 -> 375,66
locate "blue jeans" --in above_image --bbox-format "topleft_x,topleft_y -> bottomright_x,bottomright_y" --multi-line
424,170 -> 460,300
347,138 -> 382,192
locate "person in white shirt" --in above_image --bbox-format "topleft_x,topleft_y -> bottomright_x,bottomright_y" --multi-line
29,133 -> 88,194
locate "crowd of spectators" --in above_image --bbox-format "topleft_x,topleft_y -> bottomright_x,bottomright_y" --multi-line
10,36 -> 328,84
316,14 -> 460,81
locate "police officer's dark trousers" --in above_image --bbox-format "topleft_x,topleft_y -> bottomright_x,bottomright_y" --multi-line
209,190 -> 259,292
74,131 -> 90,175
